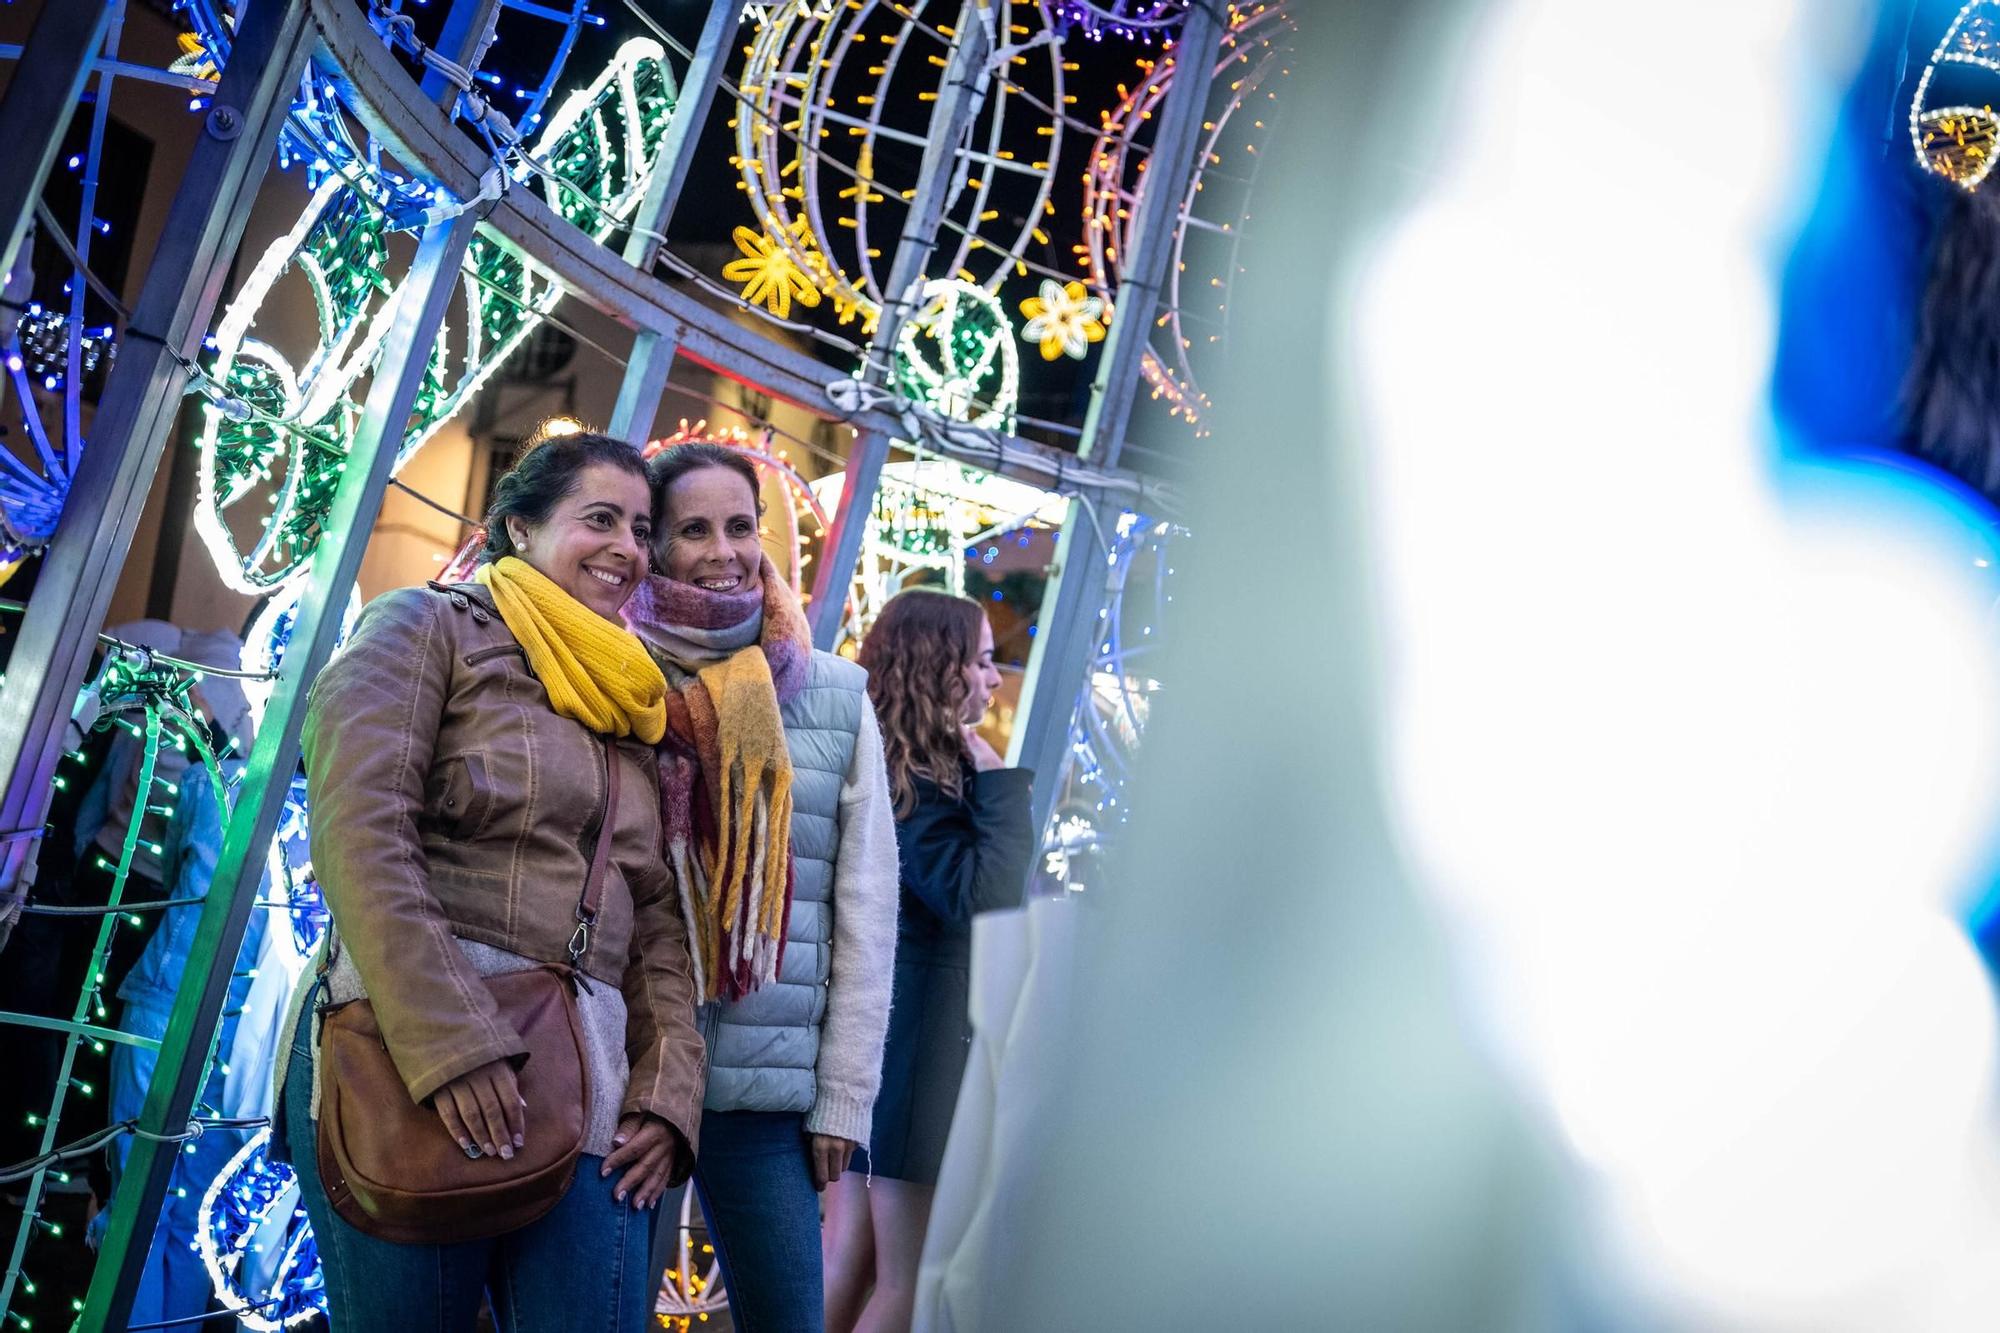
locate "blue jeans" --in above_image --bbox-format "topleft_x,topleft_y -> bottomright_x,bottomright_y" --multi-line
283,1020 -> 657,1332
691,1110 -> 824,1333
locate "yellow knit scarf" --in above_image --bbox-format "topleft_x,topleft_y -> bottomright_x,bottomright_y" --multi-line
475,557 -> 667,744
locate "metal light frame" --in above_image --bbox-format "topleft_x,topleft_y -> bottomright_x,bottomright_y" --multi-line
0,0 -> 1229,1323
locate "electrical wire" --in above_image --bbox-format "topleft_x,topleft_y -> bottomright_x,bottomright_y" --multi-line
0,1116 -> 268,1186
127,1297 -> 287,1332
16,897 -> 310,918
390,477 -> 479,526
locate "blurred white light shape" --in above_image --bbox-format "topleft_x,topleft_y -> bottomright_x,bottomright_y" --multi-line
1357,0 -> 2000,1325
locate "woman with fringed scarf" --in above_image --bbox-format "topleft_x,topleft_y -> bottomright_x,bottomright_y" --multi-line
624,441 -> 898,1333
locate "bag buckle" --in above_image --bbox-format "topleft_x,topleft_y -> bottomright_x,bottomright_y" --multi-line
568,919 -> 590,964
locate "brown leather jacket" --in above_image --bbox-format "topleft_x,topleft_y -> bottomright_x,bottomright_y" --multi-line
302,580 -> 705,1149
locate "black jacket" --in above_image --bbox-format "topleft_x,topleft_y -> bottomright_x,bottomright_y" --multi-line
893,765 -> 1036,965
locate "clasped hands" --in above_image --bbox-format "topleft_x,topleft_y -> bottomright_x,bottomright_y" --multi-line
431,1058 -> 679,1210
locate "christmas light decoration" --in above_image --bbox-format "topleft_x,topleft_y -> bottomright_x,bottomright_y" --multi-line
730,0 -> 1068,328
178,0 -> 597,183
722,221 -> 824,319
1,648 -> 225,1326
1911,2 -> 2000,189
240,581 -> 364,728
194,39 -> 678,594
1049,0 -> 1189,42
1019,279 -> 1106,362
653,1187 -> 727,1323
810,460 -> 1064,644
253,771 -> 327,961
893,279 -> 1020,430
1037,513 -> 1180,893
169,28 -> 221,82
1079,1 -> 1293,431
13,311 -> 115,382
197,1131 -> 325,1331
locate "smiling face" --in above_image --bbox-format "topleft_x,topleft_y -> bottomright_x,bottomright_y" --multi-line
960,614 -> 1000,724
655,464 -> 765,596
505,461 -> 652,621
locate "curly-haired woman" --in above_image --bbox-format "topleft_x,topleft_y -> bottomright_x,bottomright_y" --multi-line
822,588 -> 1037,1333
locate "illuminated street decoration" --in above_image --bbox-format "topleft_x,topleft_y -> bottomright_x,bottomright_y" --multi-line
15,309 -> 116,381
1049,0 -> 1189,41
811,460 -> 1064,645
654,1186 -> 728,1326
179,0 -> 599,168
894,278 -> 1020,429
1019,278 -> 1106,362
723,220 -> 825,318
1912,2 -> 2000,190
195,39 -> 677,594
1080,1 -> 1292,431
0,648 -> 226,1325
240,580 -> 364,727
198,1131 -> 324,1330
730,0 -> 1068,329
1038,513 -> 1178,893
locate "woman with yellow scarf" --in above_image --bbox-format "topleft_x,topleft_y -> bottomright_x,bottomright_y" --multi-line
282,433 -> 706,1332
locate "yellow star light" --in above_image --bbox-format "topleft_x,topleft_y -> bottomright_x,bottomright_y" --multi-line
1020,279 -> 1107,361
723,221 -> 823,319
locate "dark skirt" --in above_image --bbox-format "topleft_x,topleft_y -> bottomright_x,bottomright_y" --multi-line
863,952 -> 973,1185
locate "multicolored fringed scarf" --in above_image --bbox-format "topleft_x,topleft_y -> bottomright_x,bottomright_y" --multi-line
623,556 -> 810,1000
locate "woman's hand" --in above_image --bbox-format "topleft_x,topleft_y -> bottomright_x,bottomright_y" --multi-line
602,1113 -> 679,1209
432,1059 -> 524,1160
809,1133 -> 858,1191
962,725 -> 1004,773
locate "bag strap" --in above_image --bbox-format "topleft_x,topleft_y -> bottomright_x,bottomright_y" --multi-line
567,736 -> 620,968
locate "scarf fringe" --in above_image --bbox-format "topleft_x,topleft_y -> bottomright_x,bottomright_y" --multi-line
704,759 -> 792,1000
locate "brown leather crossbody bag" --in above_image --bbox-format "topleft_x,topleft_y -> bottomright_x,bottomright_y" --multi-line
313,738 -> 619,1244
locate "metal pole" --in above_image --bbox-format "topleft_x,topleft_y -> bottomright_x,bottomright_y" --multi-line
623,0 -> 736,269
607,0 -> 736,447
806,425 -> 888,649
807,0 -> 995,647
0,0 -> 115,287
80,212 -> 478,1333
420,0 -> 503,109
608,325 -> 681,446
0,0 -> 315,949
1009,0 -> 1224,832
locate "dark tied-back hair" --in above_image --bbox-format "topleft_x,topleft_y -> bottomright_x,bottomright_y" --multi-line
645,441 -> 766,522
859,588 -> 985,816
481,431 -> 647,563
